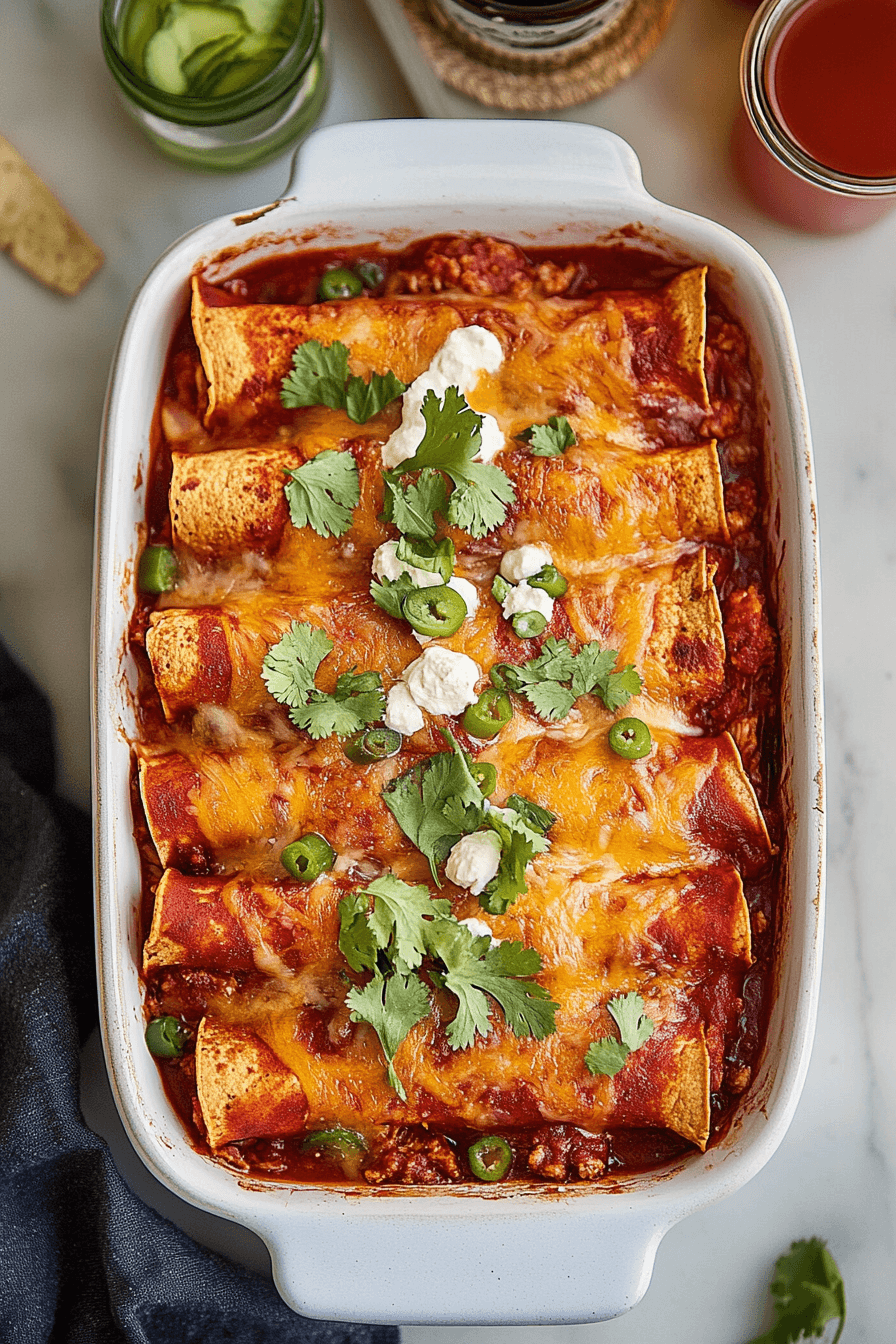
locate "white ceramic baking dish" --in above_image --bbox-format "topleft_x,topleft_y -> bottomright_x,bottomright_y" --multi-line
92,119 -> 824,1326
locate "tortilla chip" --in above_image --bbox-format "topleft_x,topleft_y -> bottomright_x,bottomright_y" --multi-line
663,1027 -> 711,1149
0,135 -> 103,295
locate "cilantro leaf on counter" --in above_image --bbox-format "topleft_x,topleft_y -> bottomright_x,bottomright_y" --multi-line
382,732 -> 484,882
517,415 -> 577,457
383,387 -> 516,539
495,636 -> 642,722
426,918 -> 557,1051
585,992 -> 655,1078
281,339 -> 406,424
284,449 -> 360,538
381,468 -> 448,540
747,1238 -> 846,1344
262,622 -> 384,740
346,969 -> 431,1100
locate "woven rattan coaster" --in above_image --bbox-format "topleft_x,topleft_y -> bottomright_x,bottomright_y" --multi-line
396,0 -> 679,111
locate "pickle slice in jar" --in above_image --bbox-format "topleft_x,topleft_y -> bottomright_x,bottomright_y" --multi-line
181,32 -> 243,91
143,3 -> 247,96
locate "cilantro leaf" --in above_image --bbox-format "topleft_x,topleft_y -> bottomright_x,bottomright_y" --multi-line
396,534 -> 455,578
522,679 -> 577,722
281,340 -> 350,412
345,369 -> 407,423
363,873 -> 451,970
262,624 -> 383,739
281,339 -> 406,424
339,860 -> 559,1090
505,794 -> 556,835
569,645 -> 618,698
261,621 -> 332,709
583,1038 -> 631,1077
385,387 -> 516,540
337,891 -> 378,973
447,461 -> 517,538
293,668 -> 385,740
370,571 -> 416,619
284,450 -> 360,538
513,636 -> 577,687
585,992 -> 655,1077
382,735 -> 484,882
496,637 -> 643,721
426,918 -> 558,1051
518,415 -> 577,457
346,969 -> 431,1099
381,468 -> 447,540
608,991 -> 655,1052
479,805 -> 550,916
602,664 -> 644,713
747,1239 -> 846,1344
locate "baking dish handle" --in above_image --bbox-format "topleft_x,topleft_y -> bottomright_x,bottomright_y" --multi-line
284,119 -> 647,209
265,1201 -> 670,1325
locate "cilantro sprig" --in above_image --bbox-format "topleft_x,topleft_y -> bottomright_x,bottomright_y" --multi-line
585,992 -> 655,1077
284,449 -> 359,538
517,415 -> 576,457
497,636 -> 642,722
339,872 -> 558,1095
261,621 -> 384,740
346,969 -> 430,1098
381,732 -> 484,883
281,339 -> 406,424
382,386 -> 516,540
747,1238 -> 845,1344
381,732 -> 551,911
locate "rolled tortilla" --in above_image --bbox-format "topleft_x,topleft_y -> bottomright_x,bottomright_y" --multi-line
138,743 -> 414,874
143,869 -> 342,975
191,268 -> 709,426
500,440 -> 729,574
195,1017 -> 308,1148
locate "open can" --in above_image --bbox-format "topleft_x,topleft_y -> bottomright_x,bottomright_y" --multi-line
733,0 -> 896,233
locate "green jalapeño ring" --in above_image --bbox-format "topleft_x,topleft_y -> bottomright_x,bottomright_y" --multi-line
100,0 -> 328,171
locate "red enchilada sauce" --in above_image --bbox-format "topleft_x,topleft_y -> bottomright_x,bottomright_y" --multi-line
135,236 -> 782,1186
769,0 -> 896,177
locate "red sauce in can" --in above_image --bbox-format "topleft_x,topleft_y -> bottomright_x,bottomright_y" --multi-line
769,0 -> 896,178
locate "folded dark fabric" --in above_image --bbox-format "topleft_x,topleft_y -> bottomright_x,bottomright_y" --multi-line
0,642 -> 399,1344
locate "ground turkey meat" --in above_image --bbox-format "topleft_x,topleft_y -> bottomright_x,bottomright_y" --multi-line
364,1126 -> 461,1185
527,1124 -> 609,1181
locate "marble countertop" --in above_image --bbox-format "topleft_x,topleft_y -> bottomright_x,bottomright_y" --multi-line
2,0 -> 893,1337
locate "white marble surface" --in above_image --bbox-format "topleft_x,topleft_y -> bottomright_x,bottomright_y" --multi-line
2,0 -> 894,1337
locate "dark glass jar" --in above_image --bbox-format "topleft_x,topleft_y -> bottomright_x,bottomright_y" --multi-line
430,0 -> 637,52
734,0 -> 896,232
101,0 -> 328,171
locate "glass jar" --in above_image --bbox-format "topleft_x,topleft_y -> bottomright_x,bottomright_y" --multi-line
734,0 -> 896,233
100,0 -> 328,172
430,0 -> 637,54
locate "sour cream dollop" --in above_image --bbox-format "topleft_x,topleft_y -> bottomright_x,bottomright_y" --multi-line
382,326 -> 505,469
402,646 -> 480,716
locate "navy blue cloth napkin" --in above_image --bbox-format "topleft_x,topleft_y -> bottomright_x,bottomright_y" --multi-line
0,642 -> 399,1344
